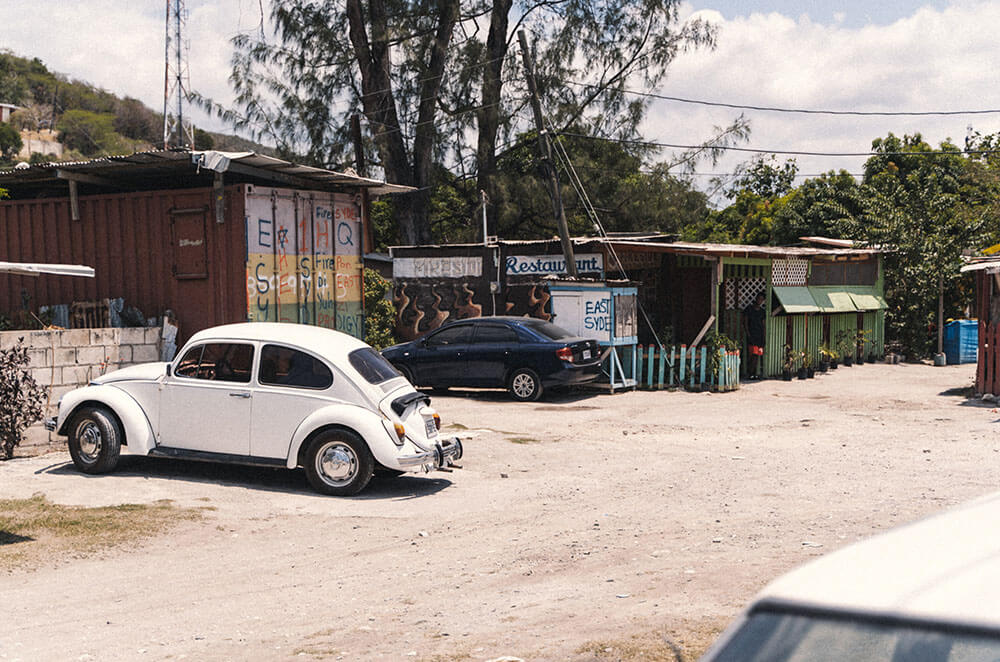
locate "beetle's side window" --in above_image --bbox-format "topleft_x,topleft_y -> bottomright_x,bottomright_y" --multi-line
425,325 -> 472,346
174,343 -> 254,383
259,344 -> 333,389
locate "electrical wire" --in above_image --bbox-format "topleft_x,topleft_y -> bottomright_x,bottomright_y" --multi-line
560,79 -> 1000,117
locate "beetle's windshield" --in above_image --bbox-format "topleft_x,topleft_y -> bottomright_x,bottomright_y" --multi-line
349,347 -> 401,385
712,608 -> 1000,662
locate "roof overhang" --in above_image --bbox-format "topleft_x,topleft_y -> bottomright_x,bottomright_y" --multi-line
0,149 -> 413,198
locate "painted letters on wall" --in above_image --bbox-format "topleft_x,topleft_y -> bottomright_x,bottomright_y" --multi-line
245,187 -> 364,338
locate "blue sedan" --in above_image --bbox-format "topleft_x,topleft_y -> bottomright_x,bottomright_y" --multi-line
381,317 -> 602,401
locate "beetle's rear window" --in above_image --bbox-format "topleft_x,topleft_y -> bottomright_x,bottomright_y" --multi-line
349,347 -> 401,384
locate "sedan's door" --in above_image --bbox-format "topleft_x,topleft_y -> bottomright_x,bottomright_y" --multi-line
466,322 -> 520,387
410,323 -> 473,386
158,342 -> 255,455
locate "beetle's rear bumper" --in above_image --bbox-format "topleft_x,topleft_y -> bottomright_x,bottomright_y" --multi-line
43,417 -> 58,432
397,437 -> 463,472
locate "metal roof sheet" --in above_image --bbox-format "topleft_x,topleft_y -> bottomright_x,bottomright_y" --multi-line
0,149 -> 413,196
808,286 -> 857,313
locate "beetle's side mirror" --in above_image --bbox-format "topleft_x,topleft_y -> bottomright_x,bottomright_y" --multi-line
165,364 -> 172,377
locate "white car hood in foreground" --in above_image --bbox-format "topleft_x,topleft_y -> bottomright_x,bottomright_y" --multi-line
90,362 -> 168,385
757,491 -> 1000,629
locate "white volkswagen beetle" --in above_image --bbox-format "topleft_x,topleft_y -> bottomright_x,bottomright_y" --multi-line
45,323 -> 463,496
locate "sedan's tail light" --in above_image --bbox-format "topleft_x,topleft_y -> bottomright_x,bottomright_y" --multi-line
556,346 -> 574,362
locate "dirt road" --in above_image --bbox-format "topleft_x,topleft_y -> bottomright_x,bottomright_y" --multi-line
1,362 -> 997,661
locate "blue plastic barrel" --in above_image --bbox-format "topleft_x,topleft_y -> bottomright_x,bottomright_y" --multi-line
943,320 -> 978,364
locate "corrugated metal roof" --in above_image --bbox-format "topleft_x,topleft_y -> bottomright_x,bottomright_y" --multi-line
961,256 -> 1000,273
0,149 -> 413,196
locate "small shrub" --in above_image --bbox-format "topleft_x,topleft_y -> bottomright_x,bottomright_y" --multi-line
0,338 -> 47,459
363,268 -> 397,350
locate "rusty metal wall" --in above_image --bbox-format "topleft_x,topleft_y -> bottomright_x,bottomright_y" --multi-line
0,185 -> 248,343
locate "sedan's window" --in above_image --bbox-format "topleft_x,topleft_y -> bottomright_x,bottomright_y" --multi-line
473,324 -> 518,344
259,344 -> 333,389
712,609 -> 1000,662
522,320 -> 575,340
349,347 -> 401,385
425,325 -> 473,346
174,343 -> 254,383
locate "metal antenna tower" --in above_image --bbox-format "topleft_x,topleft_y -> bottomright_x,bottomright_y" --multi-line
163,0 -> 194,149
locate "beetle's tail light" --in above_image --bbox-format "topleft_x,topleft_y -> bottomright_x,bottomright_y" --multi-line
556,346 -> 574,363
433,412 -> 441,430
393,422 -> 406,441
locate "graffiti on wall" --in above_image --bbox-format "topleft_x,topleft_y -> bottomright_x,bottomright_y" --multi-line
393,279 -> 486,341
245,189 -> 364,338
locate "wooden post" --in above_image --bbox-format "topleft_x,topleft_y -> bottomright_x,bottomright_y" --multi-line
517,29 -> 577,277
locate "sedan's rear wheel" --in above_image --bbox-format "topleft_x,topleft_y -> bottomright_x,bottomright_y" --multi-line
509,368 -> 543,402
67,406 -> 122,474
304,430 -> 374,496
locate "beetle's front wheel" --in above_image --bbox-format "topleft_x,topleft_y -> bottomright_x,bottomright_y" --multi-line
304,430 -> 374,496
67,406 -> 122,474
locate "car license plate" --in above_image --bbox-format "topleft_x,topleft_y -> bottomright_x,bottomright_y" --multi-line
582,349 -> 591,360
424,417 -> 438,437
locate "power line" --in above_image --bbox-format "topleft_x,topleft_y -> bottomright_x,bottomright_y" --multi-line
561,79 -> 1000,117
558,132 -> 1000,158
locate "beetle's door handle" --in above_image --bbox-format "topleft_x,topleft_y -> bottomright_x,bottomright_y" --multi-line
229,392 -> 251,398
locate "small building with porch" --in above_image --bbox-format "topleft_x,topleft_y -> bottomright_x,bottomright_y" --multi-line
390,236 -> 886,379
962,255 -> 1000,396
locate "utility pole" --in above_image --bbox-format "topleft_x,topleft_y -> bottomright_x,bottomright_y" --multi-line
517,29 -> 577,277
163,0 -> 194,149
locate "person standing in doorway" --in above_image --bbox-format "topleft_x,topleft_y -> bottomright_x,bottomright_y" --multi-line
743,292 -> 766,379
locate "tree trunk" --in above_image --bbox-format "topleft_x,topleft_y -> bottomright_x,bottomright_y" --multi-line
346,0 -> 457,245
475,0 -> 513,240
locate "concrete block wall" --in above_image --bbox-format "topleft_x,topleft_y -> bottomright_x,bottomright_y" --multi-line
1,327 -> 161,455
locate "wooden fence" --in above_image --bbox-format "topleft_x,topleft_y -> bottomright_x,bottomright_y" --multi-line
625,345 -> 741,391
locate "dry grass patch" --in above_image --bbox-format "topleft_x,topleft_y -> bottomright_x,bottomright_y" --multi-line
575,621 -> 726,662
0,494 -> 201,571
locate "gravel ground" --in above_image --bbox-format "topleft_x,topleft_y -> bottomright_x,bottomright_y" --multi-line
0,361 -> 996,661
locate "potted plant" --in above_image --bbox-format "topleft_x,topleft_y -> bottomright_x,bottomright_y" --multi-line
796,349 -> 808,380
855,329 -> 871,365
802,350 -> 815,378
782,344 -> 795,381
818,343 -> 834,372
836,329 -> 854,366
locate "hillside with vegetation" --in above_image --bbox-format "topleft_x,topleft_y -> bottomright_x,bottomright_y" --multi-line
0,50 -> 270,167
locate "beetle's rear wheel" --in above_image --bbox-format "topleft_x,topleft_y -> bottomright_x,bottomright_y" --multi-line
303,430 -> 374,496
67,406 -> 122,474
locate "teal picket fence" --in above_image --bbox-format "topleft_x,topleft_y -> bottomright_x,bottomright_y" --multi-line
627,345 -> 741,391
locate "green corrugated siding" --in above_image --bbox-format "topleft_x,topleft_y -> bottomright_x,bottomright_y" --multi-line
830,313 -> 858,360
807,315 -> 823,365
765,313 -> 784,376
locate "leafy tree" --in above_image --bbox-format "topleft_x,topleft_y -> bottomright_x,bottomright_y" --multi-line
840,133 -> 992,357
770,170 -> 864,245
214,0 -> 719,245
0,122 -> 23,162
56,109 -> 139,156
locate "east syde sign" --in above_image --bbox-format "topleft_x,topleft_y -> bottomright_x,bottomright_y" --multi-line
506,254 -> 603,276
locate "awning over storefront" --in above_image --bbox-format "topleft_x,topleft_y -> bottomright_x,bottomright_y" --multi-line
773,285 -> 886,314
809,286 -> 857,313
772,286 -> 821,313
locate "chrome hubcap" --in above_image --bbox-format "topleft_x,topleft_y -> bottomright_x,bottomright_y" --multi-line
512,373 -> 535,398
75,420 -> 102,462
317,442 -> 358,486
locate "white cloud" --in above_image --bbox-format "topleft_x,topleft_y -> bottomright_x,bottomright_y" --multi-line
0,0 -> 266,135
651,1 -> 1000,194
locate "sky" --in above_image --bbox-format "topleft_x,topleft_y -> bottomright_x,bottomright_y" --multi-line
1,1 -> 999,200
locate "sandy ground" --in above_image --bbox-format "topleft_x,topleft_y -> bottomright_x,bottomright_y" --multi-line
1,361 -> 998,661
